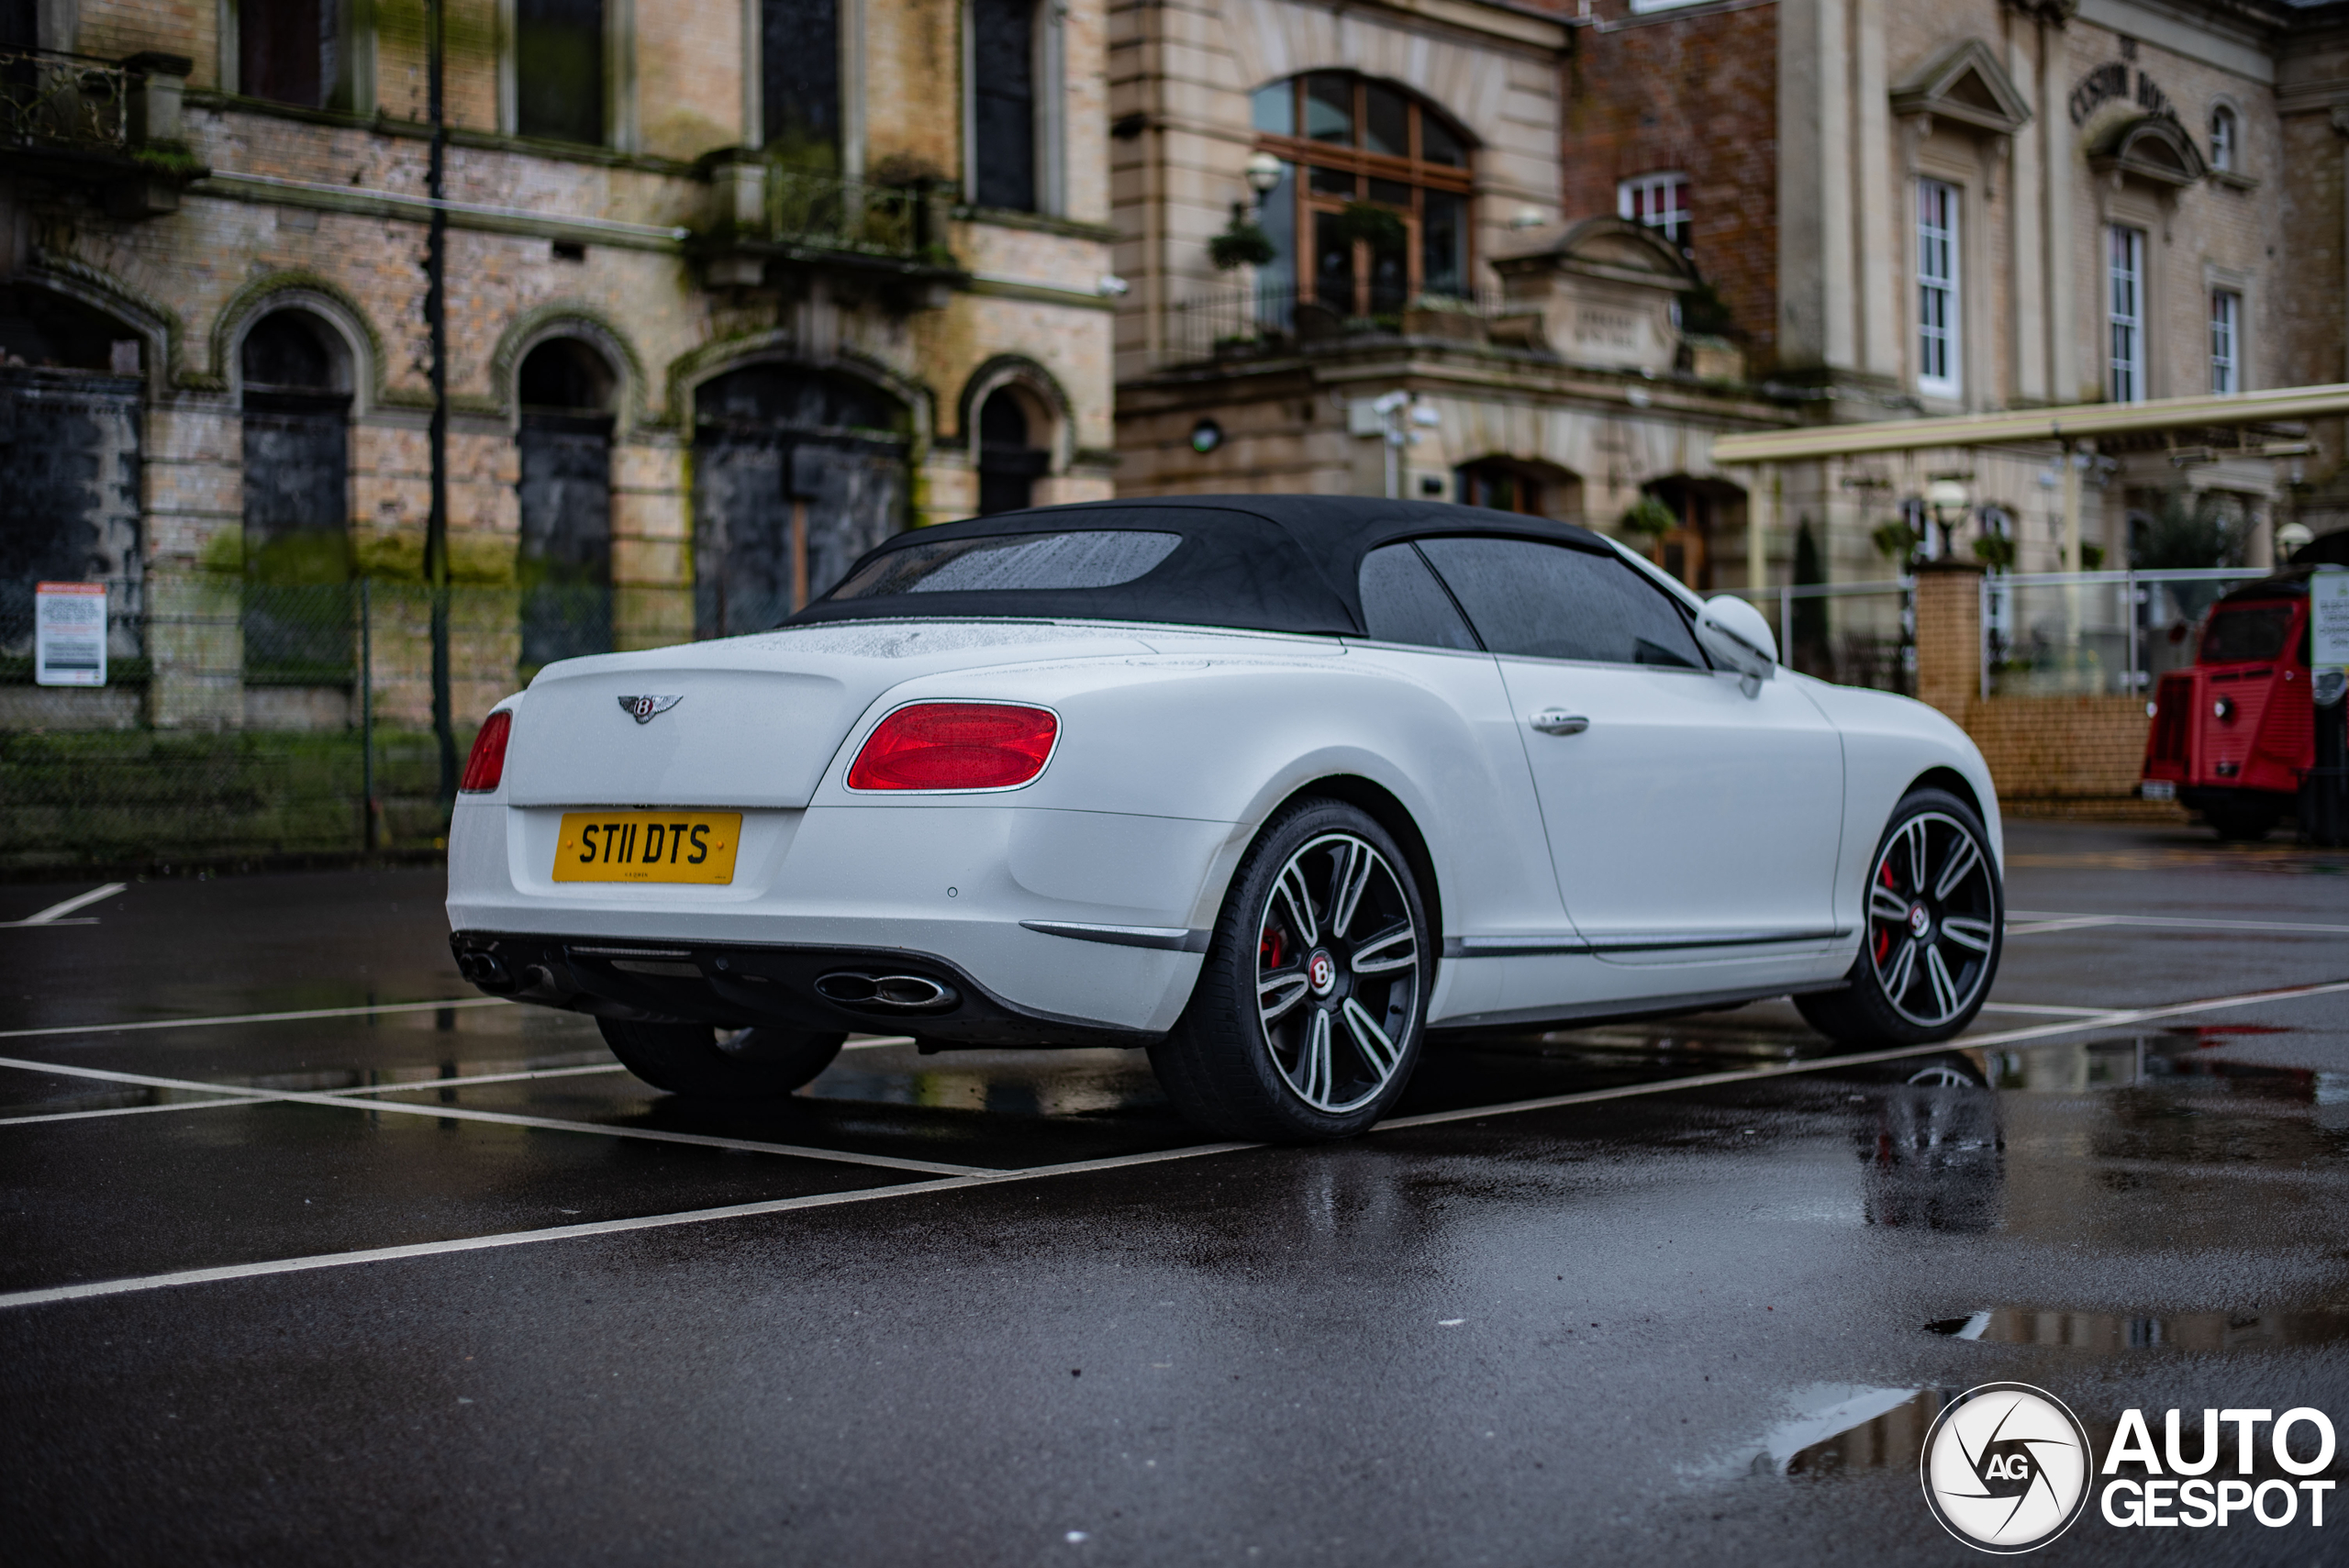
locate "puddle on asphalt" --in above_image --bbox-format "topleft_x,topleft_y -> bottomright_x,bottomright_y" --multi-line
1982,1029 -> 2319,1096
1928,1305 -> 2349,1351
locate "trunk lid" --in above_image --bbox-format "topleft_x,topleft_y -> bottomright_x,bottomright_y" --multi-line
502,621 -> 1157,808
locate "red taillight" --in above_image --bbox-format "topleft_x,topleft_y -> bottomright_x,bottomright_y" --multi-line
847,703 -> 1058,791
460,710 -> 513,794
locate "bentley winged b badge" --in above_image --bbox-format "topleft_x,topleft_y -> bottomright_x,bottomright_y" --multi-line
618,695 -> 684,725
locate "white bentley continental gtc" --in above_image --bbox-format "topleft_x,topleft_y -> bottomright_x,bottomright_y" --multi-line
447,498 -> 2004,1140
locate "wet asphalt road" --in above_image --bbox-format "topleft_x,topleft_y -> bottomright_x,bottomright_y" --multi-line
2,820 -> 2347,1566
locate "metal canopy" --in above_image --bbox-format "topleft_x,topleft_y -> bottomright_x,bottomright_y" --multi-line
1711,382 -> 2349,466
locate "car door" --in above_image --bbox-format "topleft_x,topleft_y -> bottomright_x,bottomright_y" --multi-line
1348,542 -> 1578,1024
1415,534 -> 1847,967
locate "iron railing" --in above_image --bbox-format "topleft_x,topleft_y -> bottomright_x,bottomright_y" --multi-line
764,169 -> 947,261
1164,281 -> 1515,364
0,46 -> 128,152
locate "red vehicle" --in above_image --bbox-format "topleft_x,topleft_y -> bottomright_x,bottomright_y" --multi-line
2142,572 -> 2316,840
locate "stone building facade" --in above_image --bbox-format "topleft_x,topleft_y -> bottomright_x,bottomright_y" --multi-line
3,0 -> 1117,731
1108,0 -> 2348,602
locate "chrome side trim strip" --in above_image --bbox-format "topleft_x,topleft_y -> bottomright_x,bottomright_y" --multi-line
1586,928 -> 1842,953
1019,920 -> 1208,953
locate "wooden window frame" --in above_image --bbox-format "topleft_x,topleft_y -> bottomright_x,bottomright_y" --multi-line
1251,73 -> 1475,315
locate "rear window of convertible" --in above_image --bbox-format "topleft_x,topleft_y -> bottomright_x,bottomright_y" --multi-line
829,531 -> 1185,598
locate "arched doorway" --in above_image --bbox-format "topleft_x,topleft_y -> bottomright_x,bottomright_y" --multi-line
975,387 -> 1050,515
240,310 -> 352,684
0,284 -> 145,668
1456,456 -> 1583,522
515,338 -> 616,672
691,363 -> 908,637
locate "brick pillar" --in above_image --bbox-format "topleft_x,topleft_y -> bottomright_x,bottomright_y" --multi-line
1913,560 -> 1985,721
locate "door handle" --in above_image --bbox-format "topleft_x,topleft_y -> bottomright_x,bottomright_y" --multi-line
1530,709 -> 1590,736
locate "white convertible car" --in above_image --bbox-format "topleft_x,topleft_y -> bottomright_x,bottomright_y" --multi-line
448,497 -> 2003,1140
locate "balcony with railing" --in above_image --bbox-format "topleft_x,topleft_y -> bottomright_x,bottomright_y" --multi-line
1165,281 -> 1521,365
697,153 -> 963,300
0,47 -> 128,152
0,47 -> 201,216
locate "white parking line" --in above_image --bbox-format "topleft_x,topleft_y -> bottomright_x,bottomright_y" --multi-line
0,1096 -> 268,1127
1976,1002 -> 2120,1017
4,975 -> 2343,1312
0,882 -> 127,929
0,1051 -> 991,1177
0,996 -> 511,1042
2006,909 -> 2349,937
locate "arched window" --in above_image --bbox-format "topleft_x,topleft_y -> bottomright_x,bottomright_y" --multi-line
516,0 -> 605,146
1248,72 -> 1473,319
973,0 -> 1038,210
2208,104 -> 2238,173
516,338 -> 618,671
763,0 -> 840,170
239,0 -> 339,109
975,388 -> 1049,515
240,309 -> 352,684
239,311 -> 350,588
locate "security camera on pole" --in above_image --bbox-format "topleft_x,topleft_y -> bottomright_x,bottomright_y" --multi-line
1368,390 -> 1441,500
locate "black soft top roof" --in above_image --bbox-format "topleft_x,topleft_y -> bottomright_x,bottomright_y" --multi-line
2217,570 -> 2314,606
785,495 -> 1619,636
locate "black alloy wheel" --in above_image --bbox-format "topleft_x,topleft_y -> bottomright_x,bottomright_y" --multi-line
1151,798 -> 1430,1141
598,1018 -> 846,1099
1798,787 -> 2003,1048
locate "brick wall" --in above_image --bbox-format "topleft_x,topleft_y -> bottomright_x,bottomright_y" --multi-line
1560,1 -> 1778,369
1959,695 -> 2182,820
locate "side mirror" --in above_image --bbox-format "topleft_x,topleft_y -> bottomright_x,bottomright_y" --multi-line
1697,595 -> 1777,693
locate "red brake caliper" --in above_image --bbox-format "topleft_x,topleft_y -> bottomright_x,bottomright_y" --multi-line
1872,860 -> 1896,963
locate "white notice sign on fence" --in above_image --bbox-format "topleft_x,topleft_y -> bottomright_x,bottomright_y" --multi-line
2315,568 -> 2349,673
34,582 -> 106,687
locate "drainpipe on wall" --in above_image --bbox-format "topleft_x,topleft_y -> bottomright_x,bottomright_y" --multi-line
426,0 -> 457,805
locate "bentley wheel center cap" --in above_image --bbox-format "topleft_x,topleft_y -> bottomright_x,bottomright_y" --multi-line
1909,903 -> 1932,940
1307,951 -> 1338,997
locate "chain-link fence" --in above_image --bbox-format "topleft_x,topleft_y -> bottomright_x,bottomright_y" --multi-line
1,577 -> 695,873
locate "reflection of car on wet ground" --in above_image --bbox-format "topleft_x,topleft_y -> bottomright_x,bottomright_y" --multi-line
448,496 -> 2004,1140
2142,570 -> 2321,840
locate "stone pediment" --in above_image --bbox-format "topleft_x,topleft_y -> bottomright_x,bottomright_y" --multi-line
1488,219 -> 1694,374
2087,114 -> 2207,188
1889,39 -> 2034,137
1492,217 -> 1695,291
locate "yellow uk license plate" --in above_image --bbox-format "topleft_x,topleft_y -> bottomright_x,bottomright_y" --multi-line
552,811 -> 742,884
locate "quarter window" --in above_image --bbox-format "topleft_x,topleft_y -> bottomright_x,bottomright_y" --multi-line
1617,172 -> 1690,250
2210,288 -> 2241,395
2109,225 -> 2145,404
1415,537 -> 1705,669
1356,543 -> 1479,651
1916,179 -> 1960,399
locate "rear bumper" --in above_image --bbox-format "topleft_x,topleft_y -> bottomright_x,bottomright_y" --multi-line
445,796 -> 1232,1039
450,930 -> 1163,1049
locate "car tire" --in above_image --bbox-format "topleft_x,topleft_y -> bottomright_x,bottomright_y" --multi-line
1150,798 -> 1431,1142
598,1018 -> 846,1100
1798,786 -> 2002,1049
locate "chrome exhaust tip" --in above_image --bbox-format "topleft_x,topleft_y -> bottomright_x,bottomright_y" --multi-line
814,972 -> 960,1011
